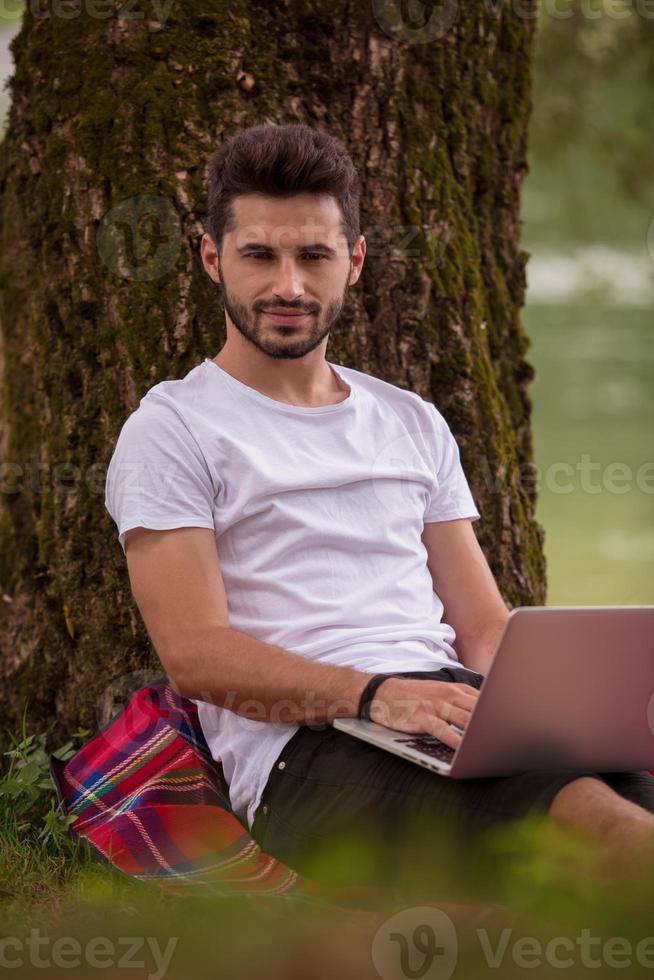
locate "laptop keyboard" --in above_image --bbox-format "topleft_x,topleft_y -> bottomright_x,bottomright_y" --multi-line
393,736 -> 456,764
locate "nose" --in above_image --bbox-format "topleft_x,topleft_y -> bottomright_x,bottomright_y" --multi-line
271,255 -> 304,301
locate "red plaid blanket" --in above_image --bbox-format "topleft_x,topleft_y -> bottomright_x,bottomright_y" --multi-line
49,677 -> 381,910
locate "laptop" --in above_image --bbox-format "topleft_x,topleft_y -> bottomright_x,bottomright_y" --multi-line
332,606 -> 654,777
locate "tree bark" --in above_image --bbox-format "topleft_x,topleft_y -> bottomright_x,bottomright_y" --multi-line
0,0 -> 543,746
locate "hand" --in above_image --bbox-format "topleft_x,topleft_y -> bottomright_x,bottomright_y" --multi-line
369,678 -> 480,750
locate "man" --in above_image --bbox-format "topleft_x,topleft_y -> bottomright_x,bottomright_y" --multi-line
105,122 -> 654,889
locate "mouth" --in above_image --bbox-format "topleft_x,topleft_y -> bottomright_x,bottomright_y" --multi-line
262,310 -> 312,326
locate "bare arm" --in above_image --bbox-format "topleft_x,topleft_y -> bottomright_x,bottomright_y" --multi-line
172,623 -> 372,726
123,523 -> 487,743
123,525 -> 370,725
421,518 -> 510,675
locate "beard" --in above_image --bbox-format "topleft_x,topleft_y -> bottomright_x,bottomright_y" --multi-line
217,260 -> 351,360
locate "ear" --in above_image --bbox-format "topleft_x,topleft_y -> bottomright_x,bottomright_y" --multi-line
348,235 -> 366,286
201,233 -> 221,285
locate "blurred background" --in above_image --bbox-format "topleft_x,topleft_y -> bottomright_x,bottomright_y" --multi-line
521,8 -> 653,605
1,3 -> 652,606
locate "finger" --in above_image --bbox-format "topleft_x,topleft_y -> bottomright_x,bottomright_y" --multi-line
424,682 -> 479,708
448,691 -> 479,712
438,703 -> 474,731
407,695 -> 473,731
425,715 -> 462,750
452,683 -> 481,702
421,694 -> 474,725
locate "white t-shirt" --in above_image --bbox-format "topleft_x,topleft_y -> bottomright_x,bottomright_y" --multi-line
104,357 -> 481,831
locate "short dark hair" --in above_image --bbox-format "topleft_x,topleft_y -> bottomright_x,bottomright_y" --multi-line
205,123 -> 361,257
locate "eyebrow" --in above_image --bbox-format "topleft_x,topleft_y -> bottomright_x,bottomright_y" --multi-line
236,242 -> 338,256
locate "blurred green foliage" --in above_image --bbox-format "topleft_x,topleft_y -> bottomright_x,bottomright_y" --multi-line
522,3 -> 653,606
526,3 -> 654,245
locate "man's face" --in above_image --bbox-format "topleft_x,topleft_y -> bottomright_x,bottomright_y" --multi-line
201,193 -> 365,360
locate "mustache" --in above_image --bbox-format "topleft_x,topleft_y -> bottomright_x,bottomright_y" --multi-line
259,305 -> 318,313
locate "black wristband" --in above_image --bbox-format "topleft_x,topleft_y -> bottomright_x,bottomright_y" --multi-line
357,673 -> 394,722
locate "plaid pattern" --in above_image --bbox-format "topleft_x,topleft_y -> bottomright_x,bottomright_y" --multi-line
49,677 -> 380,909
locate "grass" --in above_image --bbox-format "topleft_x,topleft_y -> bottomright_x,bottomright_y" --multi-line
2,715 -> 654,979
0,704 -> 96,916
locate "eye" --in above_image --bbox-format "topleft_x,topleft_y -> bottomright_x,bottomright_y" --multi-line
243,252 -> 327,261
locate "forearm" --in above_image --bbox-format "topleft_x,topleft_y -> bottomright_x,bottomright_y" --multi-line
455,618 -> 509,675
170,625 -> 371,725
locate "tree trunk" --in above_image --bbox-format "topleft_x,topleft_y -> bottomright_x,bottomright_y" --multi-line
0,0 -> 543,746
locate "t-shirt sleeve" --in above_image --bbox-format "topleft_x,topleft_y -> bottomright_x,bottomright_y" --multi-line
104,395 -> 217,555
422,402 -> 481,524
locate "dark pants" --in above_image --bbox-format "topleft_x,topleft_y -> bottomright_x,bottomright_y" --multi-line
250,666 -> 654,887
